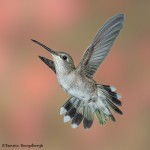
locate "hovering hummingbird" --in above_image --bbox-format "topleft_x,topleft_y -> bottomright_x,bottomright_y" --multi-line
32,14 -> 124,129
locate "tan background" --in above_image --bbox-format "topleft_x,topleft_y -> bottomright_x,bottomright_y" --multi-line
0,0 -> 150,150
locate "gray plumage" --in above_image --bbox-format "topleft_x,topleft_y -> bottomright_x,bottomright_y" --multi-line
32,14 -> 125,129
77,14 -> 124,78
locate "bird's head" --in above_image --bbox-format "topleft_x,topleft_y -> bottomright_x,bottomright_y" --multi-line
32,39 -> 75,74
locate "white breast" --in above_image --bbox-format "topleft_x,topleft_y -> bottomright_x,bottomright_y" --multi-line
57,72 -> 93,101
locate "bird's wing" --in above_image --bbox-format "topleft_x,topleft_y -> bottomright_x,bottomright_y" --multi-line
77,14 -> 124,78
39,56 -> 56,73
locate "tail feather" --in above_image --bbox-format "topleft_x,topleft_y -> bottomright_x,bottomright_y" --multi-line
63,98 -> 80,123
95,109 -> 107,125
60,99 -> 94,129
71,103 -> 84,128
95,106 -> 116,125
107,113 -> 116,122
102,85 -> 116,92
106,99 -> 123,115
65,107 -> 76,121
60,84 -> 122,129
72,113 -> 83,128
83,106 -> 94,129
60,97 -> 74,115
107,91 -> 122,106
102,85 -> 122,106
101,85 -> 123,115
104,107 -> 116,122
95,84 -> 122,125
95,97 -> 116,124
83,117 -> 93,129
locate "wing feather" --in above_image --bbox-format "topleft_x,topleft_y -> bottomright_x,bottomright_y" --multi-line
39,56 -> 56,73
77,14 -> 124,78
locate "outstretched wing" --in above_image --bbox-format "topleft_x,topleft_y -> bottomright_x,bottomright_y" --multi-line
39,56 -> 56,73
77,14 -> 124,78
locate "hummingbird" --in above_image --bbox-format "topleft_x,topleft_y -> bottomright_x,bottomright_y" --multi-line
32,14 -> 124,129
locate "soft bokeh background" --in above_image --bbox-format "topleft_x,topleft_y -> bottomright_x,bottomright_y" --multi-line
0,0 -> 150,150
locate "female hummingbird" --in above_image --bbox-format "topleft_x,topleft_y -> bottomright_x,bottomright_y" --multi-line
32,14 -> 124,129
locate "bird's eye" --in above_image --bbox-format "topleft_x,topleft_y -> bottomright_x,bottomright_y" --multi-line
62,55 -> 67,60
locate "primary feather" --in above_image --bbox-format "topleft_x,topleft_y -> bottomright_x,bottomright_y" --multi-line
77,14 -> 124,78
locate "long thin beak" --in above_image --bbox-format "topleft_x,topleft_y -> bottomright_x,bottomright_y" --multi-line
31,39 -> 58,56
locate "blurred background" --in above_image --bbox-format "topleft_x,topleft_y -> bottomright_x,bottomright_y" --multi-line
0,0 -> 150,150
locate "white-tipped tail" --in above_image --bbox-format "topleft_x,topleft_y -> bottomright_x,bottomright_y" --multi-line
60,107 -> 67,115
64,116 -> 71,123
71,123 -> 78,129
110,86 -> 117,92
117,94 -> 122,99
